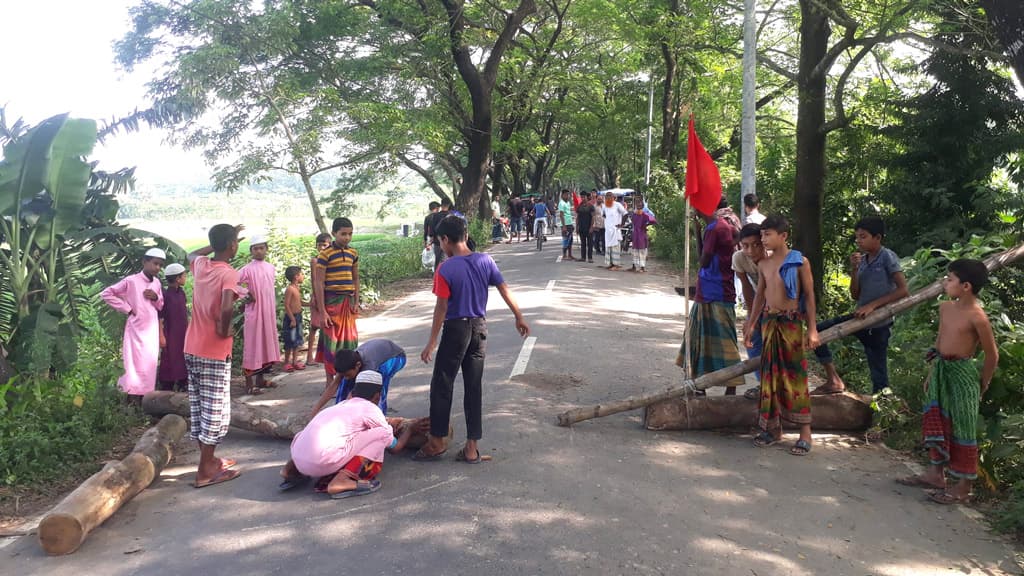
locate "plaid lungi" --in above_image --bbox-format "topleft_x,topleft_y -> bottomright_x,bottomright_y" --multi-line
676,301 -> 746,388
186,353 -> 232,445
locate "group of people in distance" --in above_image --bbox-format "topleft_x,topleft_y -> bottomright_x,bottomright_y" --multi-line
683,193 -> 998,504
501,189 -> 655,272
102,188 -> 999,504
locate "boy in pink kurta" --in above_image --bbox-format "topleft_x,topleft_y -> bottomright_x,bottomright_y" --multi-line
280,371 -> 396,498
100,248 -> 166,403
237,235 -> 281,394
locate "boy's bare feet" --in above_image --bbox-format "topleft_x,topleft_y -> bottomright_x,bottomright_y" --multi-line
812,364 -> 846,395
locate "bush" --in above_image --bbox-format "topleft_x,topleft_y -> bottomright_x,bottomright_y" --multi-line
0,309 -> 143,488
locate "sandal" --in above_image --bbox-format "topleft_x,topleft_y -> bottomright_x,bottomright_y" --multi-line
896,475 -> 945,490
331,479 -> 381,499
753,431 -> 779,448
245,387 -> 264,396
293,362 -> 306,371
194,468 -> 241,489
412,448 -> 447,462
929,490 -> 970,506
743,386 -> 761,400
790,439 -> 812,456
455,447 -> 493,464
278,474 -> 310,492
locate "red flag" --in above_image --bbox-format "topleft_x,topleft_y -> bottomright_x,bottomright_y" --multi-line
684,116 -> 722,216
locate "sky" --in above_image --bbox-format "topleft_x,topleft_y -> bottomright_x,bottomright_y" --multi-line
4,0 -> 212,186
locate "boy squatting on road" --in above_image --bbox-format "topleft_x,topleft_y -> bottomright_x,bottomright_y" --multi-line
309,338 -> 408,418
896,259 -> 999,505
415,215 -> 530,464
101,247 -> 166,404
745,215 -> 820,456
279,370 -> 420,498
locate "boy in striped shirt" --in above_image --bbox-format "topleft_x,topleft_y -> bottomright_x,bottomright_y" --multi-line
315,217 -> 360,380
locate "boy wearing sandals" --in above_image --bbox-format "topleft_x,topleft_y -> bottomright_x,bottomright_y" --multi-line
281,371 -> 409,499
744,215 -> 819,456
897,259 -> 998,505
417,216 -> 529,464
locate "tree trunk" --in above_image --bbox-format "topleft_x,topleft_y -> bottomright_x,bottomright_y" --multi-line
793,0 -> 830,299
555,241 -> 1024,427
644,392 -> 872,431
37,415 -> 186,555
981,0 -> 1024,85
142,391 -> 308,439
299,169 -> 328,234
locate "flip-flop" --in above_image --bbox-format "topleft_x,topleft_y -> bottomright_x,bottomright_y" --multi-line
895,476 -> 945,489
219,458 -> 237,470
753,431 -> 779,448
411,448 -> 447,462
455,447 -> 493,464
929,490 -> 970,505
285,364 -> 295,372
244,388 -> 264,396
194,467 -> 241,489
330,479 -> 381,499
278,474 -> 310,492
261,380 -> 279,389
790,439 -> 812,456
743,386 -> 761,400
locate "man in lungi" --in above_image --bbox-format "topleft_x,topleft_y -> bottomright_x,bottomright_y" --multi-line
101,247 -> 166,404
745,215 -> 820,456
315,217 -> 360,382
185,224 -> 244,488
676,203 -> 745,394
238,234 -> 281,394
896,259 -> 999,505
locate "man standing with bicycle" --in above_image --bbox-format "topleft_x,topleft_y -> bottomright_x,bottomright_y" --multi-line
532,198 -> 549,251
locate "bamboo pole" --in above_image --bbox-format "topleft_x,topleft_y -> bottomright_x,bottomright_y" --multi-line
682,202 -> 692,377
557,242 -> 1024,427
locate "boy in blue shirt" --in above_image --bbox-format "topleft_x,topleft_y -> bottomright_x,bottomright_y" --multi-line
812,217 -> 908,394
416,217 -> 530,463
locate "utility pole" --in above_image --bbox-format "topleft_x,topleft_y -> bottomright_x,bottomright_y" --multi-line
740,0 -> 757,221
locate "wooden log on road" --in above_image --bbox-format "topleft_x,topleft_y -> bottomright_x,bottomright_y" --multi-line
644,392 -> 873,431
37,414 -> 186,555
557,242 -> 1024,427
142,391 -> 308,440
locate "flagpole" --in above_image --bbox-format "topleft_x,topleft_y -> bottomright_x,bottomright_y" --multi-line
682,201 -> 692,378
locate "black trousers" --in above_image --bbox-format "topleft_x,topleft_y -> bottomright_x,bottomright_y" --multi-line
592,228 -> 605,254
429,318 -> 488,440
578,228 -> 593,260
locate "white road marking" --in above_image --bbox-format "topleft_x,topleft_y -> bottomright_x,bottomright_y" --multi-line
556,255 -> 563,263
545,280 -> 556,291
509,336 -> 538,379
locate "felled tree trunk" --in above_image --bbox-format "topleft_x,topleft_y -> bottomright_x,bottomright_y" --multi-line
644,392 -> 873,431
37,414 -> 186,555
142,391 -> 307,440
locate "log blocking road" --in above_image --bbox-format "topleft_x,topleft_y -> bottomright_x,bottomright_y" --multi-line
3,241 -> 1021,575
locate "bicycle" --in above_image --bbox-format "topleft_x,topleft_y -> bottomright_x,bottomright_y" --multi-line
535,219 -> 546,251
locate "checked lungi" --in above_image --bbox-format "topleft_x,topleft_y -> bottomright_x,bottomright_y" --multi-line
186,353 -> 232,445
676,301 -> 746,389
922,357 -> 980,480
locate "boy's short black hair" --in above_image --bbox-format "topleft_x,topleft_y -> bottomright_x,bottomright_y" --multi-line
351,380 -> 382,401
285,266 -> 302,282
333,349 -> 361,373
441,198 -> 453,208
209,224 -> 238,252
743,194 -> 759,209
332,217 -> 354,233
315,232 -> 332,244
854,216 -> 885,238
761,214 -> 789,234
739,223 -> 762,241
948,259 -> 989,294
581,192 -> 590,199
717,197 -> 730,210
435,215 -> 467,243
428,201 -> 441,210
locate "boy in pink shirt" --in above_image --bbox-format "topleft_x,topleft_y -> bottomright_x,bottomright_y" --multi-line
101,247 -> 166,404
279,371 -> 415,498
185,224 -> 243,488
238,234 -> 281,394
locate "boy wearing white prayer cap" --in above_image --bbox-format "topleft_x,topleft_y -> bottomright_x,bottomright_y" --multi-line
237,233 -> 281,394
158,262 -> 189,391
100,247 -> 167,403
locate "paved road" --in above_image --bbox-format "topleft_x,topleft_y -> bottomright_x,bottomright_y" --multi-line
4,241 -> 1021,575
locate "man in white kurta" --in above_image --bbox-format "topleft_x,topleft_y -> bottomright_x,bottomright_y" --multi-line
601,193 -> 629,270
238,235 -> 281,393
100,248 -> 166,398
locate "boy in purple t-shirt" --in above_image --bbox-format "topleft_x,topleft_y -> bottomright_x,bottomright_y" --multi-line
416,216 -> 529,464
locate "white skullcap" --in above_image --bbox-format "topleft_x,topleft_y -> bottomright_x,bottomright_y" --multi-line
144,248 -> 167,260
164,263 -> 186,277
249,234 -> 268,246
355,370 -> 383,386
